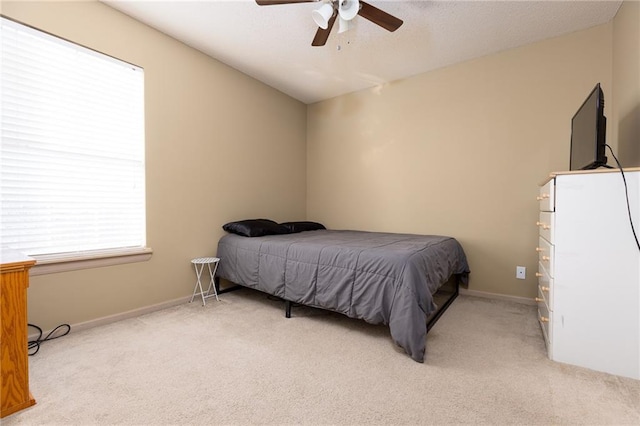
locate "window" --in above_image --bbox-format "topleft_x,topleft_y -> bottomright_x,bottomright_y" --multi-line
0,17 -> 150,273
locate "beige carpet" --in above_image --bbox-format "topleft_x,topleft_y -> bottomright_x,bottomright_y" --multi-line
4,290 -> 639,425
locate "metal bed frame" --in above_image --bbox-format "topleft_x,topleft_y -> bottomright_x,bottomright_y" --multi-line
215,274 -> 461,331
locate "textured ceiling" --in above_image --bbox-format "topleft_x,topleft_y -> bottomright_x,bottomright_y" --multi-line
102,0 -> 622,104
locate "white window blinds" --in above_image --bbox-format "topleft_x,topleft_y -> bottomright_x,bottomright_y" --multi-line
1,17 -> 146,257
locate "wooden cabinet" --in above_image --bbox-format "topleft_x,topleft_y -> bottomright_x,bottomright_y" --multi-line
1,249 -> 36,418
536,169 -> 640,379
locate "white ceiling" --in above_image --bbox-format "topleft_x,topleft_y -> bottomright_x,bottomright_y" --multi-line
102,0 -> 622,104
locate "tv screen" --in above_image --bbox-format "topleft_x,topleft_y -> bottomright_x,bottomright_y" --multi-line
569,83 -> 607,170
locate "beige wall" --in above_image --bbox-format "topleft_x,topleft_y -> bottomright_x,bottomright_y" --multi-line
613,0 -> 640,167
2,0 -> 307,330
307,24 -> 613,299
2,0 -> 635,328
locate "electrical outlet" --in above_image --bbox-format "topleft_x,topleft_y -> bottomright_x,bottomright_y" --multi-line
516,266 -> 526,280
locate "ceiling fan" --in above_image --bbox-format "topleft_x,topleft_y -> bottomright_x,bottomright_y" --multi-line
255,0 -> 403,47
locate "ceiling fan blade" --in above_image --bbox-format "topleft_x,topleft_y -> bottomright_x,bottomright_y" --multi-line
358,1 -> 403,32
311,12 -> 337,46
255,0 -> 316,5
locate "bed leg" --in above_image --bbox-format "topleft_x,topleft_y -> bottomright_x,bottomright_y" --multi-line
285,300 -> 292,318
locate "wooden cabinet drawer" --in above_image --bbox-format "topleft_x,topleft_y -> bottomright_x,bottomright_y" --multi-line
537,262 -> 553,308
537,236 -> 554,277
537,285 -> 552,355
538,179 -> 555,212
537,211 -> 555,243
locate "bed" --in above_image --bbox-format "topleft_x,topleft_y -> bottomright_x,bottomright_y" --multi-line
214,220 -> 470,362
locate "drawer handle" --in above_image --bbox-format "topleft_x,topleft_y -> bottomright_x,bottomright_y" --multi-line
542,256 -> 550,261
541,286 -> 550,292
536,221 -> 551,230
535,247 -> 543,252
535,272 -> 543,277
535,297 -> 544,302
537,194 -> 550,201
539,316 -> 549,323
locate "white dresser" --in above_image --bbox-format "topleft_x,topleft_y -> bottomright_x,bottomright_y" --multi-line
536,168 -> 640,379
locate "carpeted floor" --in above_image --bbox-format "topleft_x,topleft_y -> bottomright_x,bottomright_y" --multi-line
4,290 -> 640,425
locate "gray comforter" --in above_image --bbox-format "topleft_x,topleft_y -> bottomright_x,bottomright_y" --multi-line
215,229 -> 470,362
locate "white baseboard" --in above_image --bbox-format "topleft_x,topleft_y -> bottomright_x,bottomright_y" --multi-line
459,288 -> 536,306
28,288 -> 534,341
29,296 -> 192,341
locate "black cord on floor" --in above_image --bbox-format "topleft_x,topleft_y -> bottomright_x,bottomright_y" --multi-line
28,323 -> 71,356
605,144 -> 640,252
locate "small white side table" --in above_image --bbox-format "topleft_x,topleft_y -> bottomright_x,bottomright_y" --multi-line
190,257 -> 220,306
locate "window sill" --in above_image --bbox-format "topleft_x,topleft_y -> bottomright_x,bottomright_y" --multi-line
30,247 -> 153,276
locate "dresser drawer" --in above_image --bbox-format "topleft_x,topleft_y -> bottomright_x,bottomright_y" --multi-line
537,236 -> 554,277
538,179 -> 555,212
536,261 -> 553,308
537,286 -> 552,355
537,211 -> 555,243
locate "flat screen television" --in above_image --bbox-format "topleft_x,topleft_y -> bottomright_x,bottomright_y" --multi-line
569,83 -> 608,170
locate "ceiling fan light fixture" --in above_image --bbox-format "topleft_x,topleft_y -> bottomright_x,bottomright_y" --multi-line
337,17 -> 350,34
254,0 -> 402,47
338,0 -> 359,21
312,3 -> 334,29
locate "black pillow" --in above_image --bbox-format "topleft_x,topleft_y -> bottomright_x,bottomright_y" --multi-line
222,219 -> 289,237
279,221 -> 326,234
